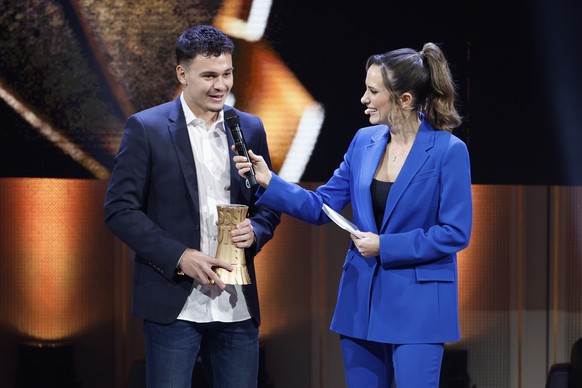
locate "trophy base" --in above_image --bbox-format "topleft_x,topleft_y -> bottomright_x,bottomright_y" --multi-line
215,266 -> 251,285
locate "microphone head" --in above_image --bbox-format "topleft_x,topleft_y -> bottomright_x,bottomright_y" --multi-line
224,109 -> 240,126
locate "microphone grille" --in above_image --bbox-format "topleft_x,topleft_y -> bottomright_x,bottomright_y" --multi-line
224,109 -> 239,125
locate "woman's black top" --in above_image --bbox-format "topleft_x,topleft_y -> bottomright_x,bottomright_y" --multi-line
371,179 -> 393,230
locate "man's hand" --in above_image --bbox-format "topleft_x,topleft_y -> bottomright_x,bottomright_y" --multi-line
178,248 -> 234,289
231,217 -> 256,248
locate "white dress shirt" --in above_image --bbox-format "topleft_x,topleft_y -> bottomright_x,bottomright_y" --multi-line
177,93 -> 251,323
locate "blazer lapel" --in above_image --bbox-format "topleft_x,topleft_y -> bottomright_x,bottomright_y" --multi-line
168,98 -> 200,214
381,122 -> 435,231
356,127 -> 389,233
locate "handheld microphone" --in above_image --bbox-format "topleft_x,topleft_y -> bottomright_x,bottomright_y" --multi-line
224,109 -> 257,188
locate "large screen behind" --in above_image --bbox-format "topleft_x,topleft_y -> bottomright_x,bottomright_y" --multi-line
1,0 -> 581,184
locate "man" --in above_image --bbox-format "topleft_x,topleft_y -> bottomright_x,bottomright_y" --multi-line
104,25 -> 281,388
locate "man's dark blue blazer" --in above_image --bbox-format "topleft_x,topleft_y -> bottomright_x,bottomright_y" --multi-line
104,99 -> 281,326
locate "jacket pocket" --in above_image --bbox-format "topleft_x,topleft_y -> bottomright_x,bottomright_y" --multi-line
415,260 -> 455,282
409,169 -> 437,185
342,250 -> 356,270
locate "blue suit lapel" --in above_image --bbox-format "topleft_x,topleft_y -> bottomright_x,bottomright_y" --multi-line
381,122 -> 435,231
357,127 -> 389,233
167,98 -> 200,214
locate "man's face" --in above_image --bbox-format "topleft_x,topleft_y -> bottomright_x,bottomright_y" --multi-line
177,53 -> 234,120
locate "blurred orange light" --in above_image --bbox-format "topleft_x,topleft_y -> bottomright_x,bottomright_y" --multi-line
1,179 -> 106,341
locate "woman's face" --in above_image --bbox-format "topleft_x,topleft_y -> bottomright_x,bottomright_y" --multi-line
361,64 -> 393,125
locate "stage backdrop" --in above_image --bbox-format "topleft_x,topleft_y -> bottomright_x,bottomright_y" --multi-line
1,2 -> 582,388
1,0 -> 582,184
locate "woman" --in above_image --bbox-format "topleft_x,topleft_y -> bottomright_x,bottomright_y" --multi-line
235,43 -> 472,388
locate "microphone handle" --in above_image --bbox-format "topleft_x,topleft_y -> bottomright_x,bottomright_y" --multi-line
246,172 -> 258,187
233,136 -> 258,187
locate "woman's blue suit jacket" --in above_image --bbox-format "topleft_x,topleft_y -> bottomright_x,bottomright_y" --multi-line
256,119 -> 472,343
104,99 -> 281,326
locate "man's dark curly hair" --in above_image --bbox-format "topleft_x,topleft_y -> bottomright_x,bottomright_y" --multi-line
175,25 -> 235,66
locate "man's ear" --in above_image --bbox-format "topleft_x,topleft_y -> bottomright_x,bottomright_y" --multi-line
176,65 -> 187,85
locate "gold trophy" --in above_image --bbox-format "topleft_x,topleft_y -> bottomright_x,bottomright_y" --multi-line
214,204 -> 252,285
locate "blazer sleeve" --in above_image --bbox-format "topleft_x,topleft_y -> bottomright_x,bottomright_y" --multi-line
254,129 -> 362,224
104,113 -> 189,277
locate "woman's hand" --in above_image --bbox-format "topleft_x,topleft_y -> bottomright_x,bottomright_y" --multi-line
233,148 -> 272,188
350,231 -> 380,258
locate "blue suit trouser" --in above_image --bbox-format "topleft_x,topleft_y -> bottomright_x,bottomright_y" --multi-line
340,335 -> 444,388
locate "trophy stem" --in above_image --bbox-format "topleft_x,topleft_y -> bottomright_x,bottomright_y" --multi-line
215,204 -> 252,285
214,266 -> 251,285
